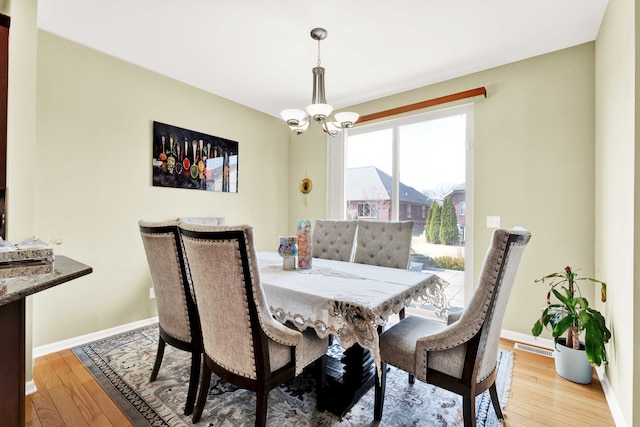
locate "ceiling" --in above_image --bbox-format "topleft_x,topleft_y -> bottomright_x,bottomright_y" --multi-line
36,0 -> 608,119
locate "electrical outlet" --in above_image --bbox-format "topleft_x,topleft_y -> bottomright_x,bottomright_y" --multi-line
149,288 -> 156,299
486,216 -> 501,228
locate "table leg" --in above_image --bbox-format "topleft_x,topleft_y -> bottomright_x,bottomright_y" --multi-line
321,343 -> 375,417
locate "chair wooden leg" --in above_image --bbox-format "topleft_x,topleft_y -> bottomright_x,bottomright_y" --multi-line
149,336 -> 166,382
184,351 -> 201,416
374,361 -> 387,421
255,388 -> 268,427
462,395 -> 477,427
488,382 -> 504,420
192,362 -> 212,423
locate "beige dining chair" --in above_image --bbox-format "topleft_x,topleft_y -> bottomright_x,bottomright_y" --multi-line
353,220 -> 413,269
312,219 -> 357,262
353,219 -> 414,324
138,220 -> 202,416
178,223 -> 328,426
373,227 -> 531,427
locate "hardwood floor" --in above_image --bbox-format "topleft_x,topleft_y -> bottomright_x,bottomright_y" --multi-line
26,339 -> 615,426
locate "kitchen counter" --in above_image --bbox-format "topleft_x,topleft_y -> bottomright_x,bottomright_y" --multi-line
0,255 -> 93,427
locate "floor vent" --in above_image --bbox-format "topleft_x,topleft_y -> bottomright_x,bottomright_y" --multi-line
514,342 -> 554,358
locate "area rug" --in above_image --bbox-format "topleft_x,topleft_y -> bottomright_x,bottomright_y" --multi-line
72,324 -> 513,426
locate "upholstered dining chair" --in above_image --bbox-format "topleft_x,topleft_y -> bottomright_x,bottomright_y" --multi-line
353,220 -> 413,269
178,223 -> 328,426
373,227 -> 531,427
353,219 -> 414,323
138,220 -> 202,416
312,219 -> 357,262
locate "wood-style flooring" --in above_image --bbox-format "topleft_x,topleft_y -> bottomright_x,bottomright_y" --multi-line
26,338 -> 616,426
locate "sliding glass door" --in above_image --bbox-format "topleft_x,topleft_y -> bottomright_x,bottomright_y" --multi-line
328,103 -> 474,309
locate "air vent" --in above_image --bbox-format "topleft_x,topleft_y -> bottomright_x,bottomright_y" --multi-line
514,342 -> 554,358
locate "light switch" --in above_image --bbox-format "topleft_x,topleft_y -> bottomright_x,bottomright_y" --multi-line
486,216 -> 501,228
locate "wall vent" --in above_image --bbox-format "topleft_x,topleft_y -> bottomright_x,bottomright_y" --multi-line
514,342 -> 554,358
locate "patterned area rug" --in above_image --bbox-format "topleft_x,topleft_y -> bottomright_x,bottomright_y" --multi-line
72,324 -> 513,426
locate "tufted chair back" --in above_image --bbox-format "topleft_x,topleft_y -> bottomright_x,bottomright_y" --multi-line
312,219 -> 357,262
178,223 -> 328,425
353,220 -> 413,269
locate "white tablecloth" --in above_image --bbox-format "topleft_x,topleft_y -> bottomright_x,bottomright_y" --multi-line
258,252 -> 450,375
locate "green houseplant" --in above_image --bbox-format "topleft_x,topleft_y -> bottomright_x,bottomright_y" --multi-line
531,266 -> 611,370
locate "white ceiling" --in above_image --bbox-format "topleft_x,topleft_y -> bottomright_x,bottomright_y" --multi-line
36,0 -> 608,119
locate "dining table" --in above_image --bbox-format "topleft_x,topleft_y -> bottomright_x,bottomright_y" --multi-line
258,252 -> 450,416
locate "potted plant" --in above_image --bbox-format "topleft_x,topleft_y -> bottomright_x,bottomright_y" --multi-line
531,266 -> 611,384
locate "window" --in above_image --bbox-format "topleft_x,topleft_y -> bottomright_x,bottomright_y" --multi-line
357,203 -> 372,217
327,103 -> 474,307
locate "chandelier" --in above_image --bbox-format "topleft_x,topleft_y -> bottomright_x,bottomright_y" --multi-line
280,28 -> 359,136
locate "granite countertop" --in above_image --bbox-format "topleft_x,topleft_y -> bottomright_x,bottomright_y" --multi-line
0,255 -> 93,306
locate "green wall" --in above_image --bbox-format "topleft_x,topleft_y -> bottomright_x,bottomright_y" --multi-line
290,43 -> 597,342
596,0 -> 637,425
33,31 -> 291,346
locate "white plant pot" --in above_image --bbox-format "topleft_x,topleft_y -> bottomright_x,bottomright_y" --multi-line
554,338 -> 593,384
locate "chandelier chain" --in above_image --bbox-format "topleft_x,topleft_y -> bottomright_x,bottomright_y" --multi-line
317,38 -> 322,67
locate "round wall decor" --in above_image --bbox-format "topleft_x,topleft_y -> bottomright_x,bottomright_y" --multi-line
300,178 -> 313,194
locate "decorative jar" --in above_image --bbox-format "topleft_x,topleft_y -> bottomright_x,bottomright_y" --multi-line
297,220 -> 312,269
277,236 -> 298,270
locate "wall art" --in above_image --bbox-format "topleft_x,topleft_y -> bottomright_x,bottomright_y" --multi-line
152,121 -> 238,192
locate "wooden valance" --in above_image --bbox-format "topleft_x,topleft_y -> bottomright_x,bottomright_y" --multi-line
357,87 -> 486,125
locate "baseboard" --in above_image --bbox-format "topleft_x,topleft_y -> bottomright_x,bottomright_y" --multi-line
32,316 -> 159,359
25,380 -> 37,396
500,328 -> 553,349
502,328 -> 625,427
595,366 -> 627,427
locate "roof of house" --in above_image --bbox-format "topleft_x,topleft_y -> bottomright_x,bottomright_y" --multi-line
347,167 -> 430,205
446,182 -> 466,196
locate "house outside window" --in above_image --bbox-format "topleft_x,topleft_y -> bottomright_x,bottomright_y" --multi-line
407,203 -> 412,218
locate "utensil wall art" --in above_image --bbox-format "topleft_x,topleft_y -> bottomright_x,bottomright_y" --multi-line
152,121 -> 239,192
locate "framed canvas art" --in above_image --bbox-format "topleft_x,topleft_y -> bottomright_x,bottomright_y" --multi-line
152,121 -> 238,192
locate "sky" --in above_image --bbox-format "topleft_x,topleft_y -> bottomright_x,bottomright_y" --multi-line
347,113 -> 467,196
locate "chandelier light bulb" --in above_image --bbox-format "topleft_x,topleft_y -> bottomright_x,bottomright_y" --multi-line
306,103 -> 333,120
334,111 -> 360,128
280,109 -> 307,127
323,121 -> 340,136
292,121 -> 310,135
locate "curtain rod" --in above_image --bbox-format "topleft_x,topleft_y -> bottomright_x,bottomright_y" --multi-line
356,87 -> 487,125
